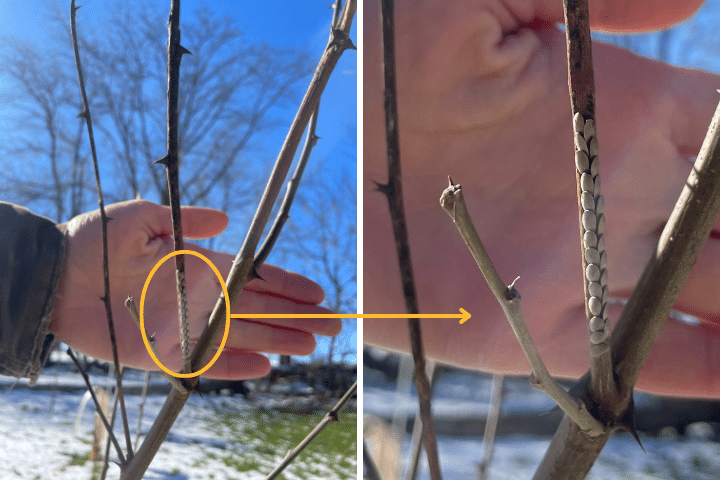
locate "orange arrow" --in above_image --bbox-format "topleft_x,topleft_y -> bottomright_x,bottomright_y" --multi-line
230,308 -> 471,324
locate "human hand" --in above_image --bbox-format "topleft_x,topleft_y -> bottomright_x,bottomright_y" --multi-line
363,0 -> 720,397
50,199 -> 341,379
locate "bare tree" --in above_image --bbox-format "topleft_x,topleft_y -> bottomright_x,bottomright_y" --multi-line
0,40 -> 88,221
0,1 -> 311,215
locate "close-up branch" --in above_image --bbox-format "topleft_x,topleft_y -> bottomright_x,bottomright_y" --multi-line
563,0 -> 615,401
439,180 -> 605,437
536,31 -> 720,480
376,0 -> 443,479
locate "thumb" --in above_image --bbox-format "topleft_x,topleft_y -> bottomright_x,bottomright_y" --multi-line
141,200 -> 229,240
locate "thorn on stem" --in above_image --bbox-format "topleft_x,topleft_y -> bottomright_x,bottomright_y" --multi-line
618,394 -> 644,451
76,110 -> 88,119
179,45 -> 193,55
152,156 -> 169,166
373,180 -> 392,196
250,266 -> 264,282
329,29 -> 356,51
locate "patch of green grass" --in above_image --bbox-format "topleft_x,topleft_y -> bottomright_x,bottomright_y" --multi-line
223,454 -> 264,473
207,408 -> 357,478
62,451 -> 91,466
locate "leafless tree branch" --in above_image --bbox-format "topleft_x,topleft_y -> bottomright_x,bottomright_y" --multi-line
70,0 -> 133,460
376,0 -> 443,478
265,381 -> 357,480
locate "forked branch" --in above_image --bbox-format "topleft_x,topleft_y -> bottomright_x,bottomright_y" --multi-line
121,3 -> 357,478
439,180 -> 604,436
535,74 -> 720,480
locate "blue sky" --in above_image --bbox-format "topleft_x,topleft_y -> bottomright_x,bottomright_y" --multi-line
0,0 -> 357,364
594,0 -> 720,73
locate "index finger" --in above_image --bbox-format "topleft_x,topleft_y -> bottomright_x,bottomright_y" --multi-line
185,243 -> 326,305
532,0 -> 704,32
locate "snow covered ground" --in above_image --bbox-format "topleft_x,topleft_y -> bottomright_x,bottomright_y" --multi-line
395,432 -> 720,480
0,360 -> 356,479
364,357 -> 720,480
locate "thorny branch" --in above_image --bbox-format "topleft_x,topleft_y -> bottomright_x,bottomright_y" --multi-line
254,0 -> 344,269
376,0 -> 443,478
153,0 -> 194,375
255,105 -> 320,267
536,31 -> 720,480
70,0 -> 134,461
121,2 -> 356,478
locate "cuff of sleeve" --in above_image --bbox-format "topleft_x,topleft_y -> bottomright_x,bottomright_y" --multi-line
0,203 -> 67,385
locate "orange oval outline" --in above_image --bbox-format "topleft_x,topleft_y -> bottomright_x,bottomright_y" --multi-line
140,249 -> 230,378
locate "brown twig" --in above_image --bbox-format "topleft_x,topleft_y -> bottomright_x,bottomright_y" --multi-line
134,371 -> 151,450
121,4 -> 357,478
255,0 -> 343,273
265,381 -> 357,480
439,181 -> 604,436
612,102 -> 720,388
477,374 -> 504,480
376,1 -> 443,478
124,297 -> 188,393
67,349 -> 125,464
100,377 -> 121,480
405,361 -> 437,480
152,0 -> 193,375
255,105 -> 320,268
70,0 -> 133,461
563,0 -> 615,401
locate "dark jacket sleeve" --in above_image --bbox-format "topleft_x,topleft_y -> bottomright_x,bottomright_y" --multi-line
0,202 -> 66,385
